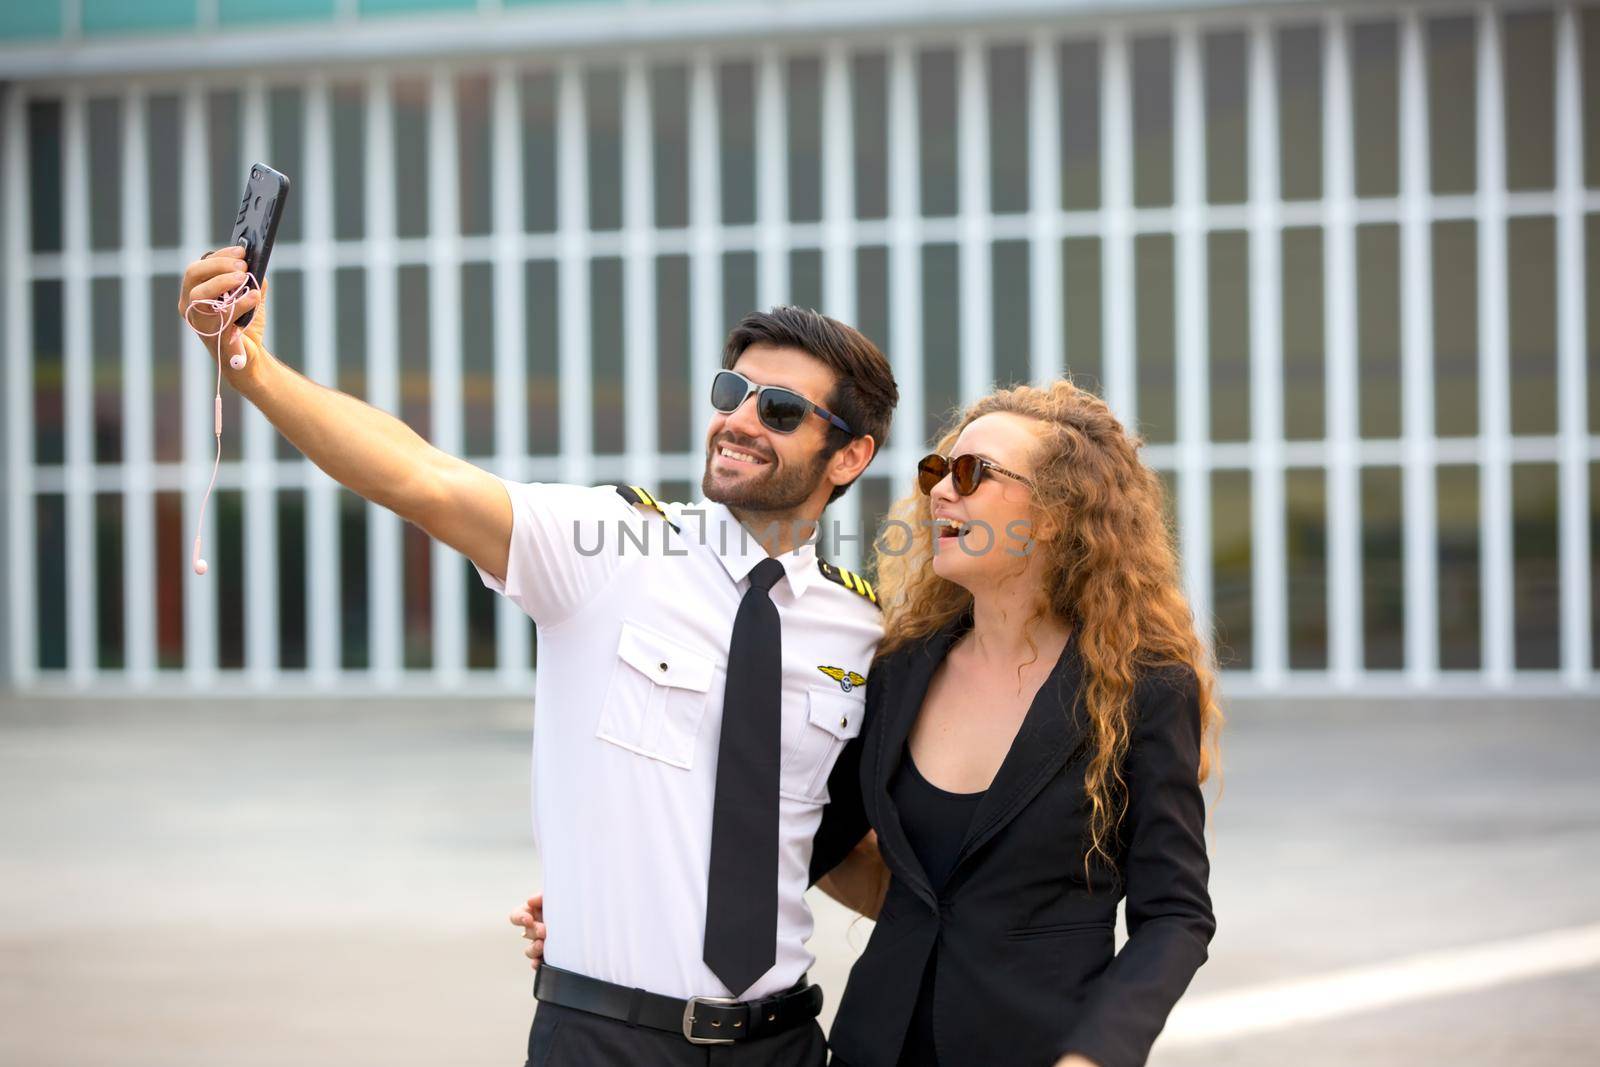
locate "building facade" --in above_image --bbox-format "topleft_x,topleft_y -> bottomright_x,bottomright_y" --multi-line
2,0 -> 1598,696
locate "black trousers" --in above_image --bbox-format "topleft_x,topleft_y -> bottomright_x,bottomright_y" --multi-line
526,1001 -> 828,1067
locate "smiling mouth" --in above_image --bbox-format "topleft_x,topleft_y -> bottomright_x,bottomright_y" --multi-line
715,444 -> 770,467
934,517 -> 965,540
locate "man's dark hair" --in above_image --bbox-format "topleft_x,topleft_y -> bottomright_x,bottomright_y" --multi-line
722,306 -> 898,505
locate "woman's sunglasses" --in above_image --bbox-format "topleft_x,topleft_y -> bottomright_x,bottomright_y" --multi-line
917,452 -> 1036,496
710,369 -> 854,436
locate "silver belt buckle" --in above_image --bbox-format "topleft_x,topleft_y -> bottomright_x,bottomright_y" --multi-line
682,994 -> 741,1045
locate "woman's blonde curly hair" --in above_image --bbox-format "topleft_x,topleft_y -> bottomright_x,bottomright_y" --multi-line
871,378 -> 1222,877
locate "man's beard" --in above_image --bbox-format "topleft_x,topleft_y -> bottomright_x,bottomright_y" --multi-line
702,442 -> 830,513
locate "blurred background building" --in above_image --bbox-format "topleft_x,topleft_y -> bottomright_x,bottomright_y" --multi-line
1,0 -> 1597,699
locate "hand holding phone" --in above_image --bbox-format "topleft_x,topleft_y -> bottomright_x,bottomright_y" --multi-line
176,163 -> 290,579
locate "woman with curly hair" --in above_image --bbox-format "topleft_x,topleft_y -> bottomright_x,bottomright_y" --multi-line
809,379 -> 1221,1067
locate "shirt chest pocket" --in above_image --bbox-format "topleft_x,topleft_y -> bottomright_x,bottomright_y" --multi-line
780,684 -> 865,804
596,621 -> 718,769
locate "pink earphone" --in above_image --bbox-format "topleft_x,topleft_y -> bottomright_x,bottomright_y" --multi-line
182,269 -> 257,576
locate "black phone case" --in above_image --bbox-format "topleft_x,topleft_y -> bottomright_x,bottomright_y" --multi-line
229,162 -> 290,329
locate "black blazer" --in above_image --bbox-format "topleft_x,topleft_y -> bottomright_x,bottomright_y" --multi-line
810,615 -> 1215,1067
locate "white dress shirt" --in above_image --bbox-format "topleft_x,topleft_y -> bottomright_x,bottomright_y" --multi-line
473,479 -> 883,1001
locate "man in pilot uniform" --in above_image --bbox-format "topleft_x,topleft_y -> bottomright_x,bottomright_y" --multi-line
473,308 -> 897,1065
178,242 -> 898,1062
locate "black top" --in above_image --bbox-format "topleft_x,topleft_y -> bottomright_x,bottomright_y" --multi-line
810,617 -> 1214,1067
888,745 -> 985,1067
889,743 -> 986,895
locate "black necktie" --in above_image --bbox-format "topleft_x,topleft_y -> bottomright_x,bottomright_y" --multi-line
703,556 -> 786,996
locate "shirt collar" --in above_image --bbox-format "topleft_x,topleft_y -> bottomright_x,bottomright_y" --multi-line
683,499 -> 818,599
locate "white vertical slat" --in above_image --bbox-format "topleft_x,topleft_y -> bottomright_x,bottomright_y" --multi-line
2,85 -> 32,688
428,66 -> 466,686
1475,7 -> 1512,687
0,295 -> 8,697
364,71 -> 402,687
557,61 -> 593,487
239,77 -> 278,686
1173,23 -> 1214,664
1323,14 -> 1361,688
756,47 -> 789,309
1399,11 -> 1440,687
121,85 -> 156,685
888,38 -> 925,475
1027,30 -> 1063,386
821,42 -> 856,337
1554,4 -> 1592,685
1100,27 -> 1135,428
491,59 -> 530,684
821,40 -> 863,569
62,87 -> 94,687
623,53 -> 660,494
1247,20 -> 1286,689
302,75 -> 339,686
180,80 -> 217,688
689,51 -> 722,500
957,37 -> 992,406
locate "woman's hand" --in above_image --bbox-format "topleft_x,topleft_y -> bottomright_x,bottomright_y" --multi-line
509,892 -> 546,970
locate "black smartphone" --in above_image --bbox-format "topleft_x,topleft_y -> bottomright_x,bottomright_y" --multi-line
229,162 -> 290,329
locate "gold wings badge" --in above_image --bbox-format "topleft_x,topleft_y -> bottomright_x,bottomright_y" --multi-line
817,665 -> 868,693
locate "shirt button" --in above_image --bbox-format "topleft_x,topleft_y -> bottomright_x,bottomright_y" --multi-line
658,662 -> 668,672
840,715 -> 848,729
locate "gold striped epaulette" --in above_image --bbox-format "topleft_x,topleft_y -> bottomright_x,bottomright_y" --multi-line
817,559 -> 878,607
614,485 -> 680,532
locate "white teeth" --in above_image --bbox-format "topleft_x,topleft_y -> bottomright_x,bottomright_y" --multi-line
719,446 -> 764,464
934,517 -> 964,537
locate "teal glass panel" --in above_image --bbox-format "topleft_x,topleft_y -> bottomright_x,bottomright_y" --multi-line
218,0 -> 335,25
0,4 -> 62,39
360,0 -> 474,14
82,0 -> 197,35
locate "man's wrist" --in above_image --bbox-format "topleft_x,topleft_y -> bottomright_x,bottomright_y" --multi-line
225,342 -> 276,402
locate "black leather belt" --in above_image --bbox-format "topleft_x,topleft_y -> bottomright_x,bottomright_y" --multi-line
532,963 -> 824,1046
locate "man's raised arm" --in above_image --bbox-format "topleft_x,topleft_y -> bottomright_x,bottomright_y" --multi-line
178,245 -> 513,583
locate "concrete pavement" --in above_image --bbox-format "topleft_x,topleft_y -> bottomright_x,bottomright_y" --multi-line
1,693 -> 1595,1065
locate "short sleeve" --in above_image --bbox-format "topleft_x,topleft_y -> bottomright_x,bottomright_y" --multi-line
472,478 -> 636,628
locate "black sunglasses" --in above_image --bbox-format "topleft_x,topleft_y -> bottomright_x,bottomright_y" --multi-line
710,369 -> 854,436
917,452 -> 1036,496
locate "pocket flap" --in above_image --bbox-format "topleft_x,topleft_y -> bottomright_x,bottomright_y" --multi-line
616,622 -> 716,692
807,685 -> 866,741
